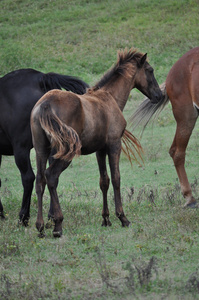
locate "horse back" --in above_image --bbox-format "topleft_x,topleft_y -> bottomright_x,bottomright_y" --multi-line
0,69 -> 45,111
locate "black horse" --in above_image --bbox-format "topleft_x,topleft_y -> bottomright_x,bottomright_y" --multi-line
0,68 -> 88,225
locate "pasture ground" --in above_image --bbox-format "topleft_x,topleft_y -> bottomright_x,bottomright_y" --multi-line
1,0 -> 199,299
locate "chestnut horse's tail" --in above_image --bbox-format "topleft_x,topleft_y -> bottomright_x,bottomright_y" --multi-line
130,82 -> 169,133
38,103 -> 81,161
122,129 -> 144,166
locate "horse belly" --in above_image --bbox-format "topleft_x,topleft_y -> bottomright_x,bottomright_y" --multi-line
80,134 -> 106,155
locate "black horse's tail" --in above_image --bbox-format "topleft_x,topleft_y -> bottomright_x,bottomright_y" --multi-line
38,103 -> 82,162
130,82 -> 169,133
39,72 -> 89,95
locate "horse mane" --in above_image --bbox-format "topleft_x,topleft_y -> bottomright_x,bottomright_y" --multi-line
91,48 -> 144,91
39,72 -> 89,95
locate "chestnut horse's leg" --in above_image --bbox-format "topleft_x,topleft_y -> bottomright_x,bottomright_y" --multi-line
45,159 -> 70,237
107,141 -> 130,227
96,149 -> 111,226
169,102 -> 198,207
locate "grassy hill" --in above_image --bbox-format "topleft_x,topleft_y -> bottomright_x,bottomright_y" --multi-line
1,0 -> 198,83
0,0 -> 199,299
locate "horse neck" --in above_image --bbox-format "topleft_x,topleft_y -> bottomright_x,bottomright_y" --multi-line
104,69 -> 136,111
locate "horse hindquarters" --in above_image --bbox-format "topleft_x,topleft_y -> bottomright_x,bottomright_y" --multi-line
31,100 -> 81,237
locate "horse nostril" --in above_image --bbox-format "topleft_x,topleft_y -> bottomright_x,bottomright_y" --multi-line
151,91 -> 162,104
156,91 -> 163,101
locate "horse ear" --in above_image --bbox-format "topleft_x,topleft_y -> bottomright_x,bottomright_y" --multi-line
140,53 -> 147,66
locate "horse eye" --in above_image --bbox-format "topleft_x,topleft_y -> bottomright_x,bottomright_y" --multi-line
148,68 -> 153,74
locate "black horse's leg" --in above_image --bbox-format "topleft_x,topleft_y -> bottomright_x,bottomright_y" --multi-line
0,155 -> 5,219
14,148 -> 35,226
96,150 -> 111,226
108,141 -> 130,227
45,159 -> 71,237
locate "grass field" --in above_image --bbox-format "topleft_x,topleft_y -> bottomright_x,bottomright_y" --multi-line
1,0 -> 199,299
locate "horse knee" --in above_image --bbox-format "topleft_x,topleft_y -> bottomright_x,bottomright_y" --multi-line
111,176 -> 120,190
35,173 -> 46,195
169,146 -> 175,159
173,152 -> 185,167
23,172 -> 35,189
45,169 -> 58,189
100,175 -> 110,192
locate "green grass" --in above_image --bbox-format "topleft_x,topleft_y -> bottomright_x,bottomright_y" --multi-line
1,0 -> 199,299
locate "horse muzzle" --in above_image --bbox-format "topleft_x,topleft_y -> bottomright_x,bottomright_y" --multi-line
150,89 -> 163,104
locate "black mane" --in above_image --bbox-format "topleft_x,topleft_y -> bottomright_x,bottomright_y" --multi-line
40,72 -> 89,94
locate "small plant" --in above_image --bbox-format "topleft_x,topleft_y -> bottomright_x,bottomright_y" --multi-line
94,246 -> 119,292
185,268 -> 199,294
0,241 -> 20,258
0,274 -> 12,299
124,256 -> 158,291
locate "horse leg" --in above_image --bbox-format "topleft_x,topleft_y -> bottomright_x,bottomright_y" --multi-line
46,150 -> 57,224
35,152 -> 49,236
45,152 -> 67,229
108,141 -> 130,227
0,154 -> 5,219
14,148 -> 35,226
45,159 -> 70,237
96,150 -> 111,226
169,111 -> 198,207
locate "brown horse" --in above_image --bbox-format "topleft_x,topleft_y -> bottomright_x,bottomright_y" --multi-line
131,47 -> 199,208
31,48 -> 162,237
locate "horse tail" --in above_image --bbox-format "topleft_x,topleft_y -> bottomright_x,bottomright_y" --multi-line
38,103 -> 81,161
40,73 -> 89,95
122,129 -> 144,166
130,82 -> 169,133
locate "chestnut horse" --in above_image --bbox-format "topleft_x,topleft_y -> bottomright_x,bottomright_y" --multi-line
31,48 -> 162,237
131,47 -> 199,208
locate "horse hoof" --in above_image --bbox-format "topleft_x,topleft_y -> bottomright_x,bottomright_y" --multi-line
45,218 -> 54,229
18,219 -> 28,226
53,230 -> 62,238
183,202 -> 198,209
23,219 -> 29,227
118,214 -> 131,227
101,218 -> 112,227
36,222 -> 45,234
18,217 -> 29,227
38,231 -> 46,238
122,220 -> 131,227
0,212 -> 5,219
